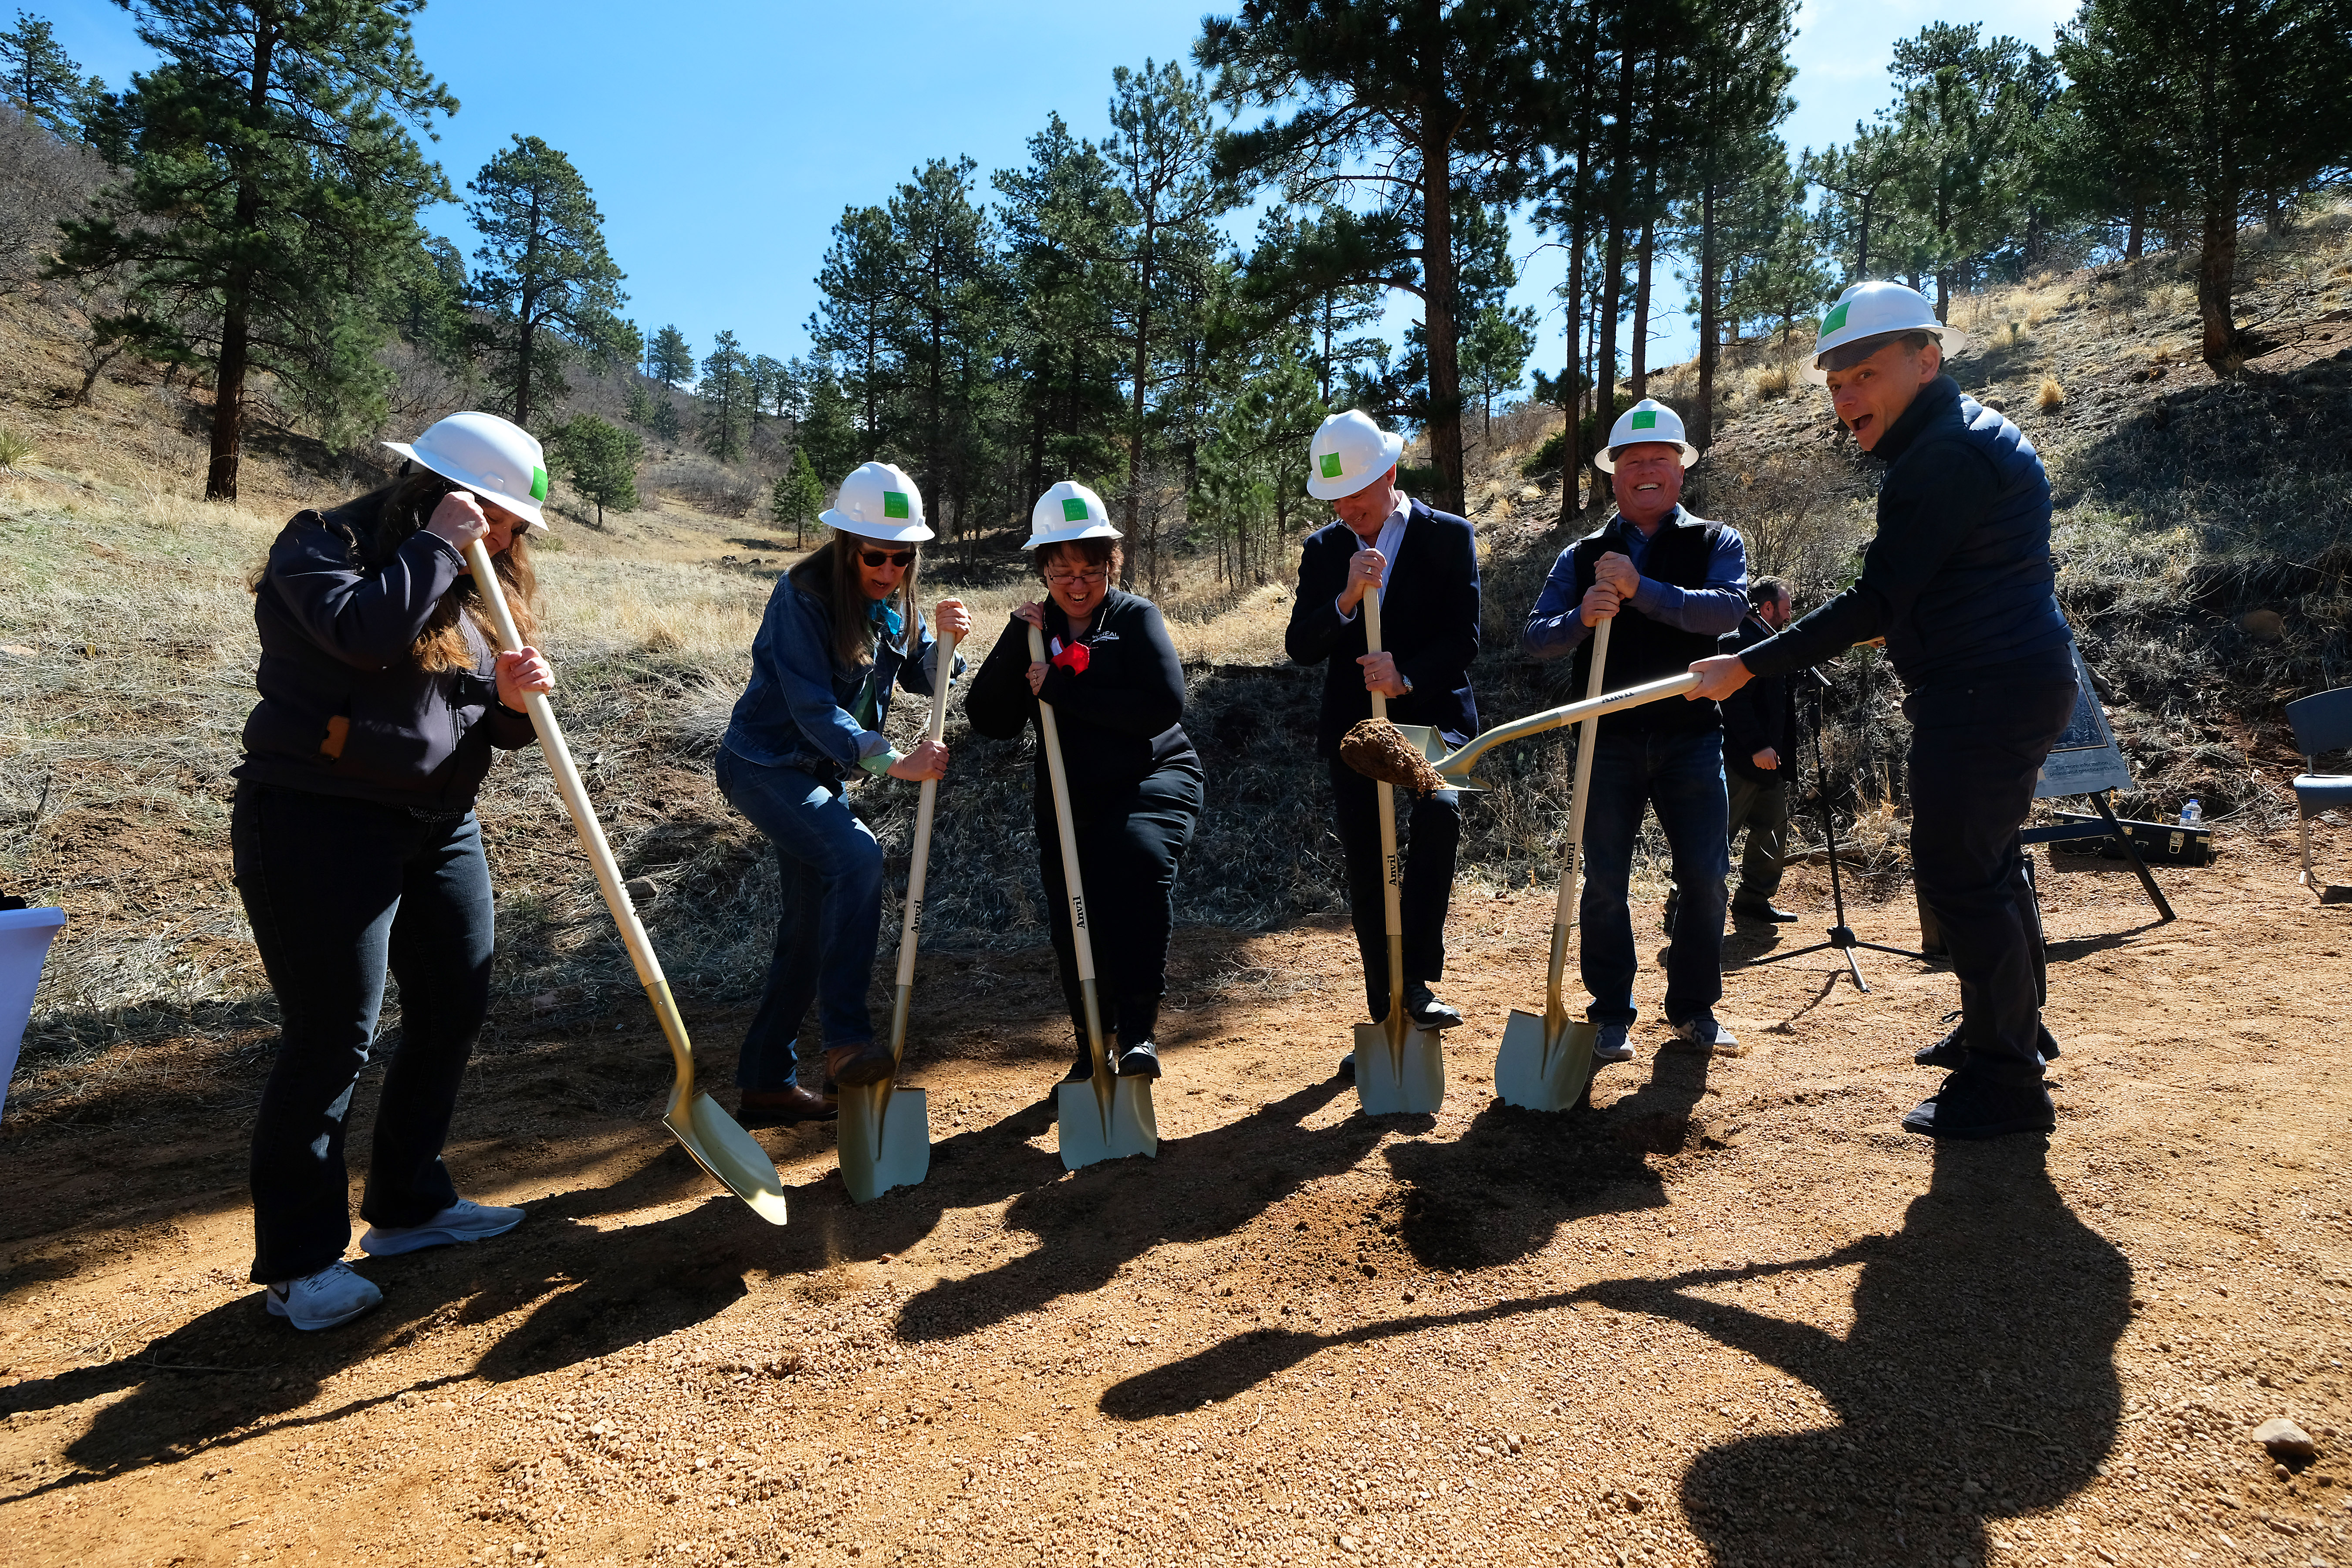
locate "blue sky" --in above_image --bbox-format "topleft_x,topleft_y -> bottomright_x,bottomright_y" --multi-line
37,0 -> 2077,385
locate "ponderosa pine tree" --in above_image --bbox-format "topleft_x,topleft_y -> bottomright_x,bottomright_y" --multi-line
770,446 -> 822,548
809,203 -> 906,446
1,10 -> 102,140
700,329 -> 753,463
466,134 -> 629,430
645,323 -> 693,386
53,0 -> 454,500
1196,0 -> 1550,516
551,412 -> 639,525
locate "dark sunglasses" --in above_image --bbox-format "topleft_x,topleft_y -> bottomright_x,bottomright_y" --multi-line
858,548 -> 916,569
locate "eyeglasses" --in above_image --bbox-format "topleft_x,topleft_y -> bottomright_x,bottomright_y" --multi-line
1044,568 -> 1109,587
858,549 -> 916,569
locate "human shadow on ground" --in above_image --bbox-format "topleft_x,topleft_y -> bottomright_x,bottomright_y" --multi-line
1102,1135 -> 2128,1568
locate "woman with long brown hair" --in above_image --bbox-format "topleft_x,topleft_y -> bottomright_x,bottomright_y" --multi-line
718,461 -> 970,1127
233,412 -> 556,1331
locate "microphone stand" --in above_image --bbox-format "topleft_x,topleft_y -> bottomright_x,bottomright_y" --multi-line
1748,666 -> 1936,994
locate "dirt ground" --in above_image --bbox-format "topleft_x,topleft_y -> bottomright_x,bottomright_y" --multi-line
4,823 -> 2351,1568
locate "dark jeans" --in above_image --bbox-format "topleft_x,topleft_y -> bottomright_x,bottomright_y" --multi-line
1580,727 -> 1730,1027
716,747 -> 883,1092
1726,771 -> 1790,901
1329,757 -> 1462,1020
1038,766 -> 1203,1047
1905,671 -> 2078,1087
232,783 -> 493,1284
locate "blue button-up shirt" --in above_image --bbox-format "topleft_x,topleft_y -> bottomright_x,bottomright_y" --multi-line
1521,506 -> 1748,658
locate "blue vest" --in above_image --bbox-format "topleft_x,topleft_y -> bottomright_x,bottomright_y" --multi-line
1882,378 -> 2072,686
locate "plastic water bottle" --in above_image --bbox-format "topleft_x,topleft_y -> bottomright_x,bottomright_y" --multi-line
2180,798 -> 2203,827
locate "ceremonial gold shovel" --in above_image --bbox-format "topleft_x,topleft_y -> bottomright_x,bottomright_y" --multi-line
1494,618 -> 1612,1112
1030,625 -> 1158,1169
1352,591 -> 1446,1117
467,537 -> 787,1224
840,630 -> 957,1204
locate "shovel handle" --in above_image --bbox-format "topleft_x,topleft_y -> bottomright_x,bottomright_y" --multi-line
1547,618 -> 1611,1023
892,629 -> 958,995
1030,625 -> 1098,989
1362,590 -> 1408,1027
465,539 -> 690,1108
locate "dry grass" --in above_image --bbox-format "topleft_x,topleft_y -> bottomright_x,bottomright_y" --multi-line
2037,375 -> 2067,411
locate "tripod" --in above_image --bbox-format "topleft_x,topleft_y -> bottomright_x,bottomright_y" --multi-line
1749,666 -> 1935,994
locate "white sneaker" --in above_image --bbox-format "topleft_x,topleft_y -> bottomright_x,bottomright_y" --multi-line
1591,1023 -> 1635,1063
359,1197 -> 524,1257
264,1261 -> 383,1330
1669,1013 -> 1740,1054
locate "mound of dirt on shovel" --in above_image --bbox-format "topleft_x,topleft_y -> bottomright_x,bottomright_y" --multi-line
1340,717 -> 1447,795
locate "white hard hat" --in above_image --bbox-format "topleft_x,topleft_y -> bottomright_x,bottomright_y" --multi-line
383,412 -> 550,533
1024,480 -> 1121,551
1805,280 -> 1967,384
1306,410 -> 1405,501
819,460 -> 933,543
1594,399 -> 1700,472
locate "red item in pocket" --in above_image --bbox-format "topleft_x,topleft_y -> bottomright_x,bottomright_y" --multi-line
1050,638 -> 1090,675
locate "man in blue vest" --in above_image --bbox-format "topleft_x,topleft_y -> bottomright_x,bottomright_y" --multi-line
1524,399 -> 1748,1064
1287,411 -> 1481,1080
1687,282 -> 2078,1141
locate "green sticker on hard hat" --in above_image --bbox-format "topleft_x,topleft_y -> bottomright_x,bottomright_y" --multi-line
1319,452 -> 1343,479
531,465 -> 549,502
1061,497 -> 1089,522
883,491 -> 910,519
1630,410 -> 1658,430
1821,301 -> 1850,335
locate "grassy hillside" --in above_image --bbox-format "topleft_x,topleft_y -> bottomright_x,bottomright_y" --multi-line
2,211 -> 2349,1125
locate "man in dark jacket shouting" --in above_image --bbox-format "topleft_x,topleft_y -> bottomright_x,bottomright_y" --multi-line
1524,399 -> 1748,1064
1287,410 -> 1480,1073
1686,281 -> 2078,1141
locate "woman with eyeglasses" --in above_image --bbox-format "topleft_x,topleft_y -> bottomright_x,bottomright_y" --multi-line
966,482 -> 1202,1081
717,461 -> 970,1128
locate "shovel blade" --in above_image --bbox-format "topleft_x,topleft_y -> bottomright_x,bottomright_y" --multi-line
1386,724 -> 1483,793
1494,1009 -> 1597,1113
1055,1077 -> 1158,1170
662,1092 -> 790,1225
1353,1021 -> 1445,1115
838,1081 -> 930,1204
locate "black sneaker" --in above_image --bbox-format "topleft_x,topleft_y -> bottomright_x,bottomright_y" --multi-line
1403,982 -> 1462,1031
1115,1040 -> 1162,1079
1336,1052 -> 1356,1083
1731,897 -> 1800,923
1900,1073 -> 2056,1140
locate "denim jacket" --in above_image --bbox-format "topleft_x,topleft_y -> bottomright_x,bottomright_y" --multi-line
721,574 -> 960,778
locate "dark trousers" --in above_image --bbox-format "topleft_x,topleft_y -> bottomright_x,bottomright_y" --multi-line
1904,672 -> 2078,1087
1580,727 -> 1729,1027
716,747 -> 884,1091
232,783 -> 493,1284
1725,771 -> 1790,901
1328,757 -> 1462,1020
1038,766 -> 1203,1048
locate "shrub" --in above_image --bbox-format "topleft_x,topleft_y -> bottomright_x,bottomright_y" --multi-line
2037,376 -> 2066,411
1750,364 -> 1791,400
0,426 -> 32,470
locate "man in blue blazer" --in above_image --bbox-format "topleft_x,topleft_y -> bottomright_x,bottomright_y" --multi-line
1284,412 -> 1481,1078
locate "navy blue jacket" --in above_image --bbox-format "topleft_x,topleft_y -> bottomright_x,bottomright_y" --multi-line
723,566 -> 954,780
1741,375 -> 2072,689
1285,500 -> 1481,757
235,506 -> 537,811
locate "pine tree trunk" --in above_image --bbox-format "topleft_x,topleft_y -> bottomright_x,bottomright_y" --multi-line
1629,213 -> 1654,399
206,285 -> 250,501
1561,210 -> 1584,512
1420,118 -> 1465,517
1595,219 -> 1622,472
2197,187 -> 2246,376
1125,218 -> 1156,591
1692,178 -> 1719,452
2126,200 -> 2143,262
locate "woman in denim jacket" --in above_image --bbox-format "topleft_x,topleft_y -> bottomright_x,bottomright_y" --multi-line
717,461 -> 970,1127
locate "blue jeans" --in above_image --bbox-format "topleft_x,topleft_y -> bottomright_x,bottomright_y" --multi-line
232,783 -> 493,1284
1905,669 -> 2078,1087
1578,727 -> 1730,1027
716,747 -> 883,1090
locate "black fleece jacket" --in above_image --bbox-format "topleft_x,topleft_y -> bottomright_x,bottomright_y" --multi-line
964,589 -> 1200,819
1739,374 -> 2072,689
1720,612 -> 1792,785
234,503 -> 537,811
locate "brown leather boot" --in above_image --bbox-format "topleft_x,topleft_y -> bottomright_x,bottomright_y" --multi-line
737,1084 -> 838,1127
